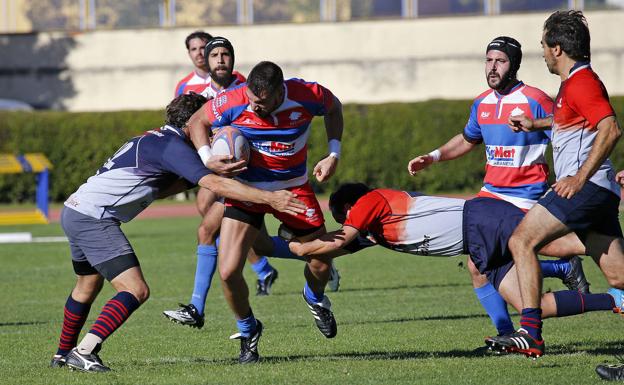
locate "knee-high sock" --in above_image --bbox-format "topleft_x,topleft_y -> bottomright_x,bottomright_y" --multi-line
56,295 -> 91,356
250,256 -> 273,280
235,309 -> 258,338
474,283 -> 515,336
189,244 -> 218,315
303,282 -> 325,303
540,259 -> 571,279
88,291 -> 140,340
520,308 -> 543,340
554,290 -> 616,317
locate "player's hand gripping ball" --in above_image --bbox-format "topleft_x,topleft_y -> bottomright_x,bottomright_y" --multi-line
211,126 -> 250,164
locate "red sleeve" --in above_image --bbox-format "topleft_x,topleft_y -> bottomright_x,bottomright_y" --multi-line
288,79 -> 335,116
344,192 -> 388,232
568,74 -> 615,128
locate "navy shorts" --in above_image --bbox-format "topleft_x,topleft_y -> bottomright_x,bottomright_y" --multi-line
538,181 -> 622,241
463,197 -> 525,289
61,207 -> 136,272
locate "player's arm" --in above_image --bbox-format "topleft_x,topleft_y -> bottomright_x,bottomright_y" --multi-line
553,116 -> 621,199
289,225 -> 360,257
186,102 -> 246,177
313,95 -> 343,182
408,133 -> 476,175
198,174 -> 306,215
155,178 -> 193,199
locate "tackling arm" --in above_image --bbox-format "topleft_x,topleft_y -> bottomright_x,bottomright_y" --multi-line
289,226 -> 360,257
198,174 -> 306,215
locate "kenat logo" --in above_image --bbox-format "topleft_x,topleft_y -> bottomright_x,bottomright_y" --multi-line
257,141 -> 296,154
487,146 -> 516,160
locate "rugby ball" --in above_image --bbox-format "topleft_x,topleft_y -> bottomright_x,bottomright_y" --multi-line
211,126 -> 250,164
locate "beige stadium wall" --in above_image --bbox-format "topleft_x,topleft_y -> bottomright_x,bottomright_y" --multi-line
0,10 -> 622,111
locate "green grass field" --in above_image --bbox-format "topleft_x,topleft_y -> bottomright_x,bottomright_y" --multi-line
0,214 -> 622,385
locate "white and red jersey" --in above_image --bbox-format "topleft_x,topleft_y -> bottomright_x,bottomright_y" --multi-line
552,63 -> 619,197
344,189 -> 466,256
463,82 -> 553,210
174,70 -> 246,98
202,78 -> 335,191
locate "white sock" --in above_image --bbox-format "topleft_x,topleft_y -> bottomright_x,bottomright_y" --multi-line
76,333 -> 103,355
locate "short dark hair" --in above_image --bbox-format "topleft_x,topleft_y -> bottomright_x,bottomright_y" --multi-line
543,10 -> 590,62
247,61 -> 284,97
165,93 -> 207,129
329,183 -> 372,219
185,31 -> 213,50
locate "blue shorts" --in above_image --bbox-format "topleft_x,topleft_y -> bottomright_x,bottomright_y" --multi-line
61,207 -> 135,269
463,197 -> 525,289
538,181 -> 622,240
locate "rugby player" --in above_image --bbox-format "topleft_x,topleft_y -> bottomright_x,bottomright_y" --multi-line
186,61 -> 343,363
407,36 -> 589,341
289,183 -> 621,358
489,10 -> 624,360
49,93 -> 305,372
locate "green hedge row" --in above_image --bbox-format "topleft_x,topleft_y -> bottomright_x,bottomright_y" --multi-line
1,97 -> 624,203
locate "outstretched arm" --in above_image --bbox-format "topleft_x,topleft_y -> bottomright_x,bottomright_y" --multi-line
198,174 -> 306,216
408,133 -> 476,176
313,95 -> 343,182
289,226 -> 360,256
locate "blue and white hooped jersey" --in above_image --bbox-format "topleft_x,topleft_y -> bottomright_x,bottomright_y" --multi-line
64,125 -> 211,222
463,82 -> 553,210
202,78 -> 335,191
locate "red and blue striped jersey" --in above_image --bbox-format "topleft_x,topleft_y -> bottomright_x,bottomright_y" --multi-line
463,82 -> 553,210
202,78 -> 335,191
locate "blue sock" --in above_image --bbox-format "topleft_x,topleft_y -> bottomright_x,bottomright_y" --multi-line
236,310 -> 258,338
520,308 -> 543,340
304,282 -> 325,303
270,236 -> 305,261
474,283 -> 515,335
250,256 -> 273,280
540,259 -> 571,279
189,244 -> 218,315
554,290 -> 616,316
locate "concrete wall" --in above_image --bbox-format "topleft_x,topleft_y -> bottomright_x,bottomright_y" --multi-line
0,10 -> 623,111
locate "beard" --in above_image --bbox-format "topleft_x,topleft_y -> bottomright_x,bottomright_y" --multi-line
209,67 -> 234,88
487,70 -> 513,92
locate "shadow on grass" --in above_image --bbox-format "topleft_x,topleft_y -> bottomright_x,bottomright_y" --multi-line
270,282 -> 472,298
0,321 -> 49,327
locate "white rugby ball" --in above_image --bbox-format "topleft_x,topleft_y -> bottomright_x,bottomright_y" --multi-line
211,126 -> 250,164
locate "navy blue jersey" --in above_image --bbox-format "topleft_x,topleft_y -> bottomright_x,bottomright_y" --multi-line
64,125 -> 211,222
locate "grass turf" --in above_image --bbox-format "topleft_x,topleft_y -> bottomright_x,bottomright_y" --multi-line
0,215 -> 622,384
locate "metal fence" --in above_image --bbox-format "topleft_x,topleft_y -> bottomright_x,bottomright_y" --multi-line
1,0 -> 623,33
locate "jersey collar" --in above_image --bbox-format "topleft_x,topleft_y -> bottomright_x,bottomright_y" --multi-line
569,61 -> 590,79
162,124 -> 185,137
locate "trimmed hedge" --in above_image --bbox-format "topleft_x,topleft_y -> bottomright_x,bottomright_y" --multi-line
1,98 -> 624,203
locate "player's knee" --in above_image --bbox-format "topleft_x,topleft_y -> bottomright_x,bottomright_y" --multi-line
219,264 -> 241,284
508,233 -> 531,255
308,257 -> 331,274
197,223 -> 218,244
128,282 -> 150,304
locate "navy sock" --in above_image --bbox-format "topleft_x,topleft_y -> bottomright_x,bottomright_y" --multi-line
189,244 -> 218,315
540,259 -> 571,279
553,290 -> 616,317
270,236 -> 305,261
89,291 -> 140,342
57,295 -> 91,356
304,282 -> 325,303
474,283 -> 515,335
519,308 -> 543,340
250,256 -> 273,280
236,310 -> 258,338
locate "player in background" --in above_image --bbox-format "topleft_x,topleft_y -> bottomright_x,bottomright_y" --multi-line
164,37 -> 281,331
49,93 -> 305,372
186,61 -> 343,363
488,11 -> 624,360
174,31 -> 245,97
288,183 -> 623,358
406,36 -> 589,343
